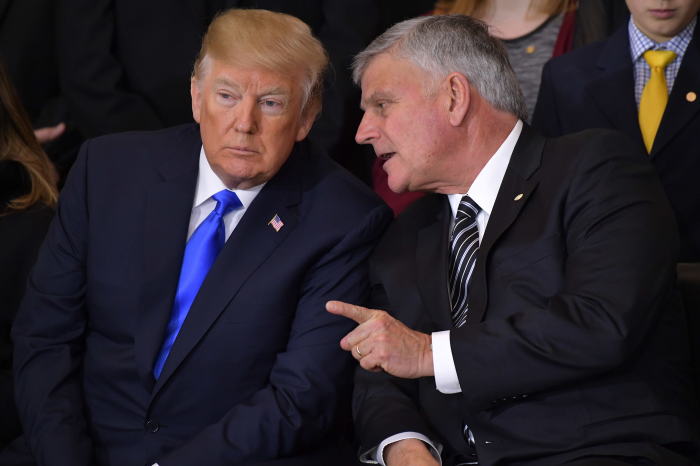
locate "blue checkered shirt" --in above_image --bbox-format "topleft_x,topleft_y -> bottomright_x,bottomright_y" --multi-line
629,16 -> 696,106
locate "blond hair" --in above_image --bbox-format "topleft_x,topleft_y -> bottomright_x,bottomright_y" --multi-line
0,62 -> 58,212
193,9 -> 328,117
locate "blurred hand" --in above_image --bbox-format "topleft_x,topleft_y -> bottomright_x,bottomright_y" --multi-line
34,122 -> 66,144
385,438 -> 440,466
326,300 -> 433,378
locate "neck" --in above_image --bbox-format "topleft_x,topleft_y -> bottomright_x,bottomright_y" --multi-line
433,106 -> 518,195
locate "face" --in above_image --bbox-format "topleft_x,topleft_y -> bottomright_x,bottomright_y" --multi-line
625,0 -> 700,42
191,58 -> 314,189
355,54 -> 451,193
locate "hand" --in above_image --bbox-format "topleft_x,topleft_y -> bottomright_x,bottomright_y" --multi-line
385,438 -> 440,466
34,122 -> 66,144
326,300 -> 433,378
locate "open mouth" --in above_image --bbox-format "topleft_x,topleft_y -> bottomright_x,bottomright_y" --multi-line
379,152 -> 396,160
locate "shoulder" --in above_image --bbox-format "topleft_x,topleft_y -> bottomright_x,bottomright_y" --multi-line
80,123 -> 200,165
544,39 -> 607,76
295,143 -> 391,222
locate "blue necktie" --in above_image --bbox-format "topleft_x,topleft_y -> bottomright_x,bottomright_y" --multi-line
153,189 -> 242,379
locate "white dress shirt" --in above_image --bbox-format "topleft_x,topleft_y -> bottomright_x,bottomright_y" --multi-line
187,146 -> 264,240
369,120 -> 523,465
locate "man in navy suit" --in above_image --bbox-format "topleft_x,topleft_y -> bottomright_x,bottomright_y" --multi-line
533,0 -> 700,261
326,14 -> 698,466
6,9 -> 391,466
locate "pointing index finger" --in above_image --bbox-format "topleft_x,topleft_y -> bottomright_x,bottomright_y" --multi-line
326,300 -> 374,324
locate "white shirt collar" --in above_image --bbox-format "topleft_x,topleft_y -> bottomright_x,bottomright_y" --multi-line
193,146 -> 265,210
448,120 -> 523,219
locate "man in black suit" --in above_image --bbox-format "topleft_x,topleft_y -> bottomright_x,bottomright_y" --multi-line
5,9 -> 390,466
533,0 -> 700,261
326,14 -> 699,466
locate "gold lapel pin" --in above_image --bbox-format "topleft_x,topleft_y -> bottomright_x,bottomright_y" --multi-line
514,193 -> 524,201
687,91 -> 697,103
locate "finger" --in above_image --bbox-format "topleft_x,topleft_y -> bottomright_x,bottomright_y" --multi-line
340,321 -> 378,349
358,353 -> 383,372
34,122 -> 66,144
326,300 -> 374,324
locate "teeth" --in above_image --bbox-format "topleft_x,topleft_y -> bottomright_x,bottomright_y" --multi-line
381,152 -> 395,160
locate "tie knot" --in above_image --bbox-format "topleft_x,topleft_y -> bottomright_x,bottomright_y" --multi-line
643,50 -> 676,69
457,195 -> 480,221
212,189 -> 242,216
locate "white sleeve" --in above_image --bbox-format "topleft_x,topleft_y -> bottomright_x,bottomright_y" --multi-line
432,331 -> 462,394
358,432 -> 443,464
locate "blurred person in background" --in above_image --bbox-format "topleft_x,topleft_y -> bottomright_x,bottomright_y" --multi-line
0,62 -> 57,448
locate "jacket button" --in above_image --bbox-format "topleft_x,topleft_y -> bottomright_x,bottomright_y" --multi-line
144,419 -> 160,433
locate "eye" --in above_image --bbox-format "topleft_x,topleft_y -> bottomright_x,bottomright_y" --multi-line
216,91 -> 238,105
259,98 -> 284,114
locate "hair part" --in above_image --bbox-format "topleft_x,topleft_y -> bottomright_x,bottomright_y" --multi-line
0,62 -> 58,212
192,9 -> 328,118
353,14 -> 527,121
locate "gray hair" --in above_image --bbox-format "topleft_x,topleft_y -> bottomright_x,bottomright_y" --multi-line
353,14 -> 527,121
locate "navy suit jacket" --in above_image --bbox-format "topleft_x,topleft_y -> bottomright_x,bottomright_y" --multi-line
533,19 -> 700,261
10,124 -> 391,465
354,127 -> 699,465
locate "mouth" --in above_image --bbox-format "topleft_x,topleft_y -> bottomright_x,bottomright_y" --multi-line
648,8 -> 676,19
227,145 -> 259,155
378,151 -> 396,161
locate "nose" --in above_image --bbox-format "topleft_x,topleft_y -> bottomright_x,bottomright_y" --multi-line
234,97 -> 257,134
355,111 -> 379,145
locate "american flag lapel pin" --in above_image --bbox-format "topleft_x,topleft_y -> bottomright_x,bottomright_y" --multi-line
268,213 -> 284,232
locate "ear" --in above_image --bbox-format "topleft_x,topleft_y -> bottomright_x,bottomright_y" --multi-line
295,106 -> 317,141
190,78 -> 202,123
444,72 -> 470,127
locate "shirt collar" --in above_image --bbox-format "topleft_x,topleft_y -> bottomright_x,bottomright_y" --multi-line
193,146 -> 265,210
448,119 -> 523,218
629,15 -> 696,61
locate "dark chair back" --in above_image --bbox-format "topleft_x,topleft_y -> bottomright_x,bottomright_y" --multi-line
677,263 -> 700,399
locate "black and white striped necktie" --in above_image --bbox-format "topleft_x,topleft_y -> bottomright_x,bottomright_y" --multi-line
449,195 -> 481,328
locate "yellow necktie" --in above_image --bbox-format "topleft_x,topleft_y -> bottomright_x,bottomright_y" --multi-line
638,50 -> 676,153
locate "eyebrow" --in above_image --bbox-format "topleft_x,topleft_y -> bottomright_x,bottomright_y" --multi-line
213,78 -> 290,97
360,91 -> 393,110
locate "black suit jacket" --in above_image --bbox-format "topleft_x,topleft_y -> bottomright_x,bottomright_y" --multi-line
532,19 -> 700,261
353,126 -> 699,465
9,124 -> 391,465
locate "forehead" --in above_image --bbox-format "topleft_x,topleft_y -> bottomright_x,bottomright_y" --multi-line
203,58 -> 301,96
360,54 -> 429,102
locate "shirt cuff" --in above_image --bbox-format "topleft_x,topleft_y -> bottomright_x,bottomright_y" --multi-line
432,330 -> 462,394
359,432 -> 441,465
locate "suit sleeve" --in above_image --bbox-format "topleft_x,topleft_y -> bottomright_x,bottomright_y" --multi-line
531,61 -> 564,137
57,0 -> 163,138
451,132 -> 680,412
11,146 -> 95,465
352,272 -> 442,456
157,202 -> 393,465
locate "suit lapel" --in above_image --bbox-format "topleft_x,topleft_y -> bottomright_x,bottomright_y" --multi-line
135,127 -> 201,392
587,27 -> 643,146
466,126 -> 542,326
415,196 -> 453,330
652,25 -> 700,156
151,143 -> 304,396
